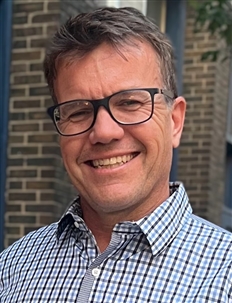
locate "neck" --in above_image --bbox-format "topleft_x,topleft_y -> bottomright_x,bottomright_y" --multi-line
80,182 -> 170,252
82,209 -> 122,252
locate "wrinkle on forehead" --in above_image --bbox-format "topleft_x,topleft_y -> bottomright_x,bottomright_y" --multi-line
56,39 -> 161,74
54,40 -> 163,102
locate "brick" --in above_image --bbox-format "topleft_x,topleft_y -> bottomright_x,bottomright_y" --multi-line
13,26 -> 43,37
30,38 -> 49,48
9,181 -> 22,189
13,15 -> 28,25
26,181 -> 54,190
185,66 -> 204,72
8,135 -> 24,143
30,86 -> 49,96
7,238 -> 21,246
24,226 -> 40,234
9,215 -> 36,224
43,122 -> 56,131
14,75 -> 41,85
28,134 -> 57,143
42,146 -> 60,155
30,63 -> 43,71
10,88 -> 26,97
13,2 -> 44,13
9,112 -> 26,120
28,111 -> 49,120
8,193 -> 36,201
40,193 -> 55,201
181,142 -> 199,147
6,204 -> 21,212
11,123 -> 39,132
14,100 -> 41,108
12,40 -> 27,49
207,65 -> 216,71
6,227 -> 20,235
7,158 -> 24,166
25,204 -> 55,212
41,169 -> 55,178
27,157 -> 56,166
186,96 -> 203,102
9,169 -> 37,178
32,13 -> 60,23
47,2 -> 60,11
39,215 -> 55,225
197,42 -> 217,49
12,51 -> 41,61
46,25 -> 59,35
11,63 -> 27,73
44,98 -> 54,107
193,118 -> 213,124
184,59 -> 194,64
11,146 -> 38,155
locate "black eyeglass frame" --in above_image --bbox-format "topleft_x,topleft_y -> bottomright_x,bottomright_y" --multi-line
47,88 -> 175,136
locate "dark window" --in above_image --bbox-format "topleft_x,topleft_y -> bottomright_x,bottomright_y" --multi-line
0,0 -> 12,251
225,143 -> 232,209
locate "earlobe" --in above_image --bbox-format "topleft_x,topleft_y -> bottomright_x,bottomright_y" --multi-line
171,96 -> 186,148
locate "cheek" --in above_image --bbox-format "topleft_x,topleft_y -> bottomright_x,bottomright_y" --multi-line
144,118 -> 173,170
146,112 -> 172,146
60,138 -> 80,168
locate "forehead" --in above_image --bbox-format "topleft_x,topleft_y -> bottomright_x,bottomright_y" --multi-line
54,41 -> 163,102
56,39 -> 161,76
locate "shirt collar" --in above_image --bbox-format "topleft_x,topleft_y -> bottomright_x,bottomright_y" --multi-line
56,197 -> 82,240
135,182 -> 192,256
57,182 -> 192,253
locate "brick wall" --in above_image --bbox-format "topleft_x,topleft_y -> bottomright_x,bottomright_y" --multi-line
179,5 -> 230,224
5,0 -> 62,247
60,0 -> 98,21
208,47 -> 230,225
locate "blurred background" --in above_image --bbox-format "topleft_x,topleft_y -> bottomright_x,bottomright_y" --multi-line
0,0 -> 232,251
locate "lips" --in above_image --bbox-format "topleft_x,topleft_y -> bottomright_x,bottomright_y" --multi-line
91,154 -> 136,169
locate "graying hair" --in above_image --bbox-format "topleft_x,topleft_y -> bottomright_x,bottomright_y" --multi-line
43,7 -> 177,104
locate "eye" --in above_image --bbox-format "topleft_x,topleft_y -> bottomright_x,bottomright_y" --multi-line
116,99 -> 144,109
58,100 -> 93,122
121,100 -> 142,106
67,108 -> 93,121
114,98 -> 150,112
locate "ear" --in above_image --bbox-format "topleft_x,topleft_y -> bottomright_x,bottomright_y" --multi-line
171,96 -> 186,148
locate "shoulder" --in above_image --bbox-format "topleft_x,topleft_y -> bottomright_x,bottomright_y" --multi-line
190,214 -> 232,239
0,223 -> 58,265
182,213 -> 232,257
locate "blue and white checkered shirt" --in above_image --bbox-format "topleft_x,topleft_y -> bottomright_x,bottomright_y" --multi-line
1,183 -> 232,302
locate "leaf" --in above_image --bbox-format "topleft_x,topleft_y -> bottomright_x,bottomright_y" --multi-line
189,0 -> 232,62
201,50 -> 219,62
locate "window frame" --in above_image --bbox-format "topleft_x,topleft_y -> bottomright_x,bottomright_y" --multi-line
0,0 -> 12,251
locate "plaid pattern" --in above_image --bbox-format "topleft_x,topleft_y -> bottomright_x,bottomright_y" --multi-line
1,183 -> 232,302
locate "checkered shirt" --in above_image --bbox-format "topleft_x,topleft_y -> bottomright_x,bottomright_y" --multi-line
1,183 -> 232,302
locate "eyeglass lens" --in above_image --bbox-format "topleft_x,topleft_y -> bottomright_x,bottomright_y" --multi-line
54,89 -> 161,135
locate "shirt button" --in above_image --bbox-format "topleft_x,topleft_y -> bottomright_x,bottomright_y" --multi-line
92,268 -> 100,278
74,222 -> 79,228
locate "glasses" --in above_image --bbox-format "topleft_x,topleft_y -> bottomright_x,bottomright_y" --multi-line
47,88 -> 174,136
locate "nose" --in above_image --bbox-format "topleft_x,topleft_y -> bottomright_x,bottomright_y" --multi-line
89,107 -> 124,145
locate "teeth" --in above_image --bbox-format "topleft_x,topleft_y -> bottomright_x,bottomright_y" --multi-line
92,155 -> 134,168
109,157 -> 117,165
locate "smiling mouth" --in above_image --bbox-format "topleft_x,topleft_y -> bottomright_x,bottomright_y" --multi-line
89,153 -> 138,169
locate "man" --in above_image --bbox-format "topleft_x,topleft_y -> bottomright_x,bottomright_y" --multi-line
0,6 -> 232,303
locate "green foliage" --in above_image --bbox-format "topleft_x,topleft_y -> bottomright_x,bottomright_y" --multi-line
189,0 -> 232,61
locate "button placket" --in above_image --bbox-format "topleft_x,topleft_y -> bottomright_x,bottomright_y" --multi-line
91,267 -> 101,278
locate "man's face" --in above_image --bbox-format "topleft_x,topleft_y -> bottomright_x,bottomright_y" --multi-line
54,41 -> 186,220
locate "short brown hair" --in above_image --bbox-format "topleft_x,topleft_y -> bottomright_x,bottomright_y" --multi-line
43,7 -> 177,104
